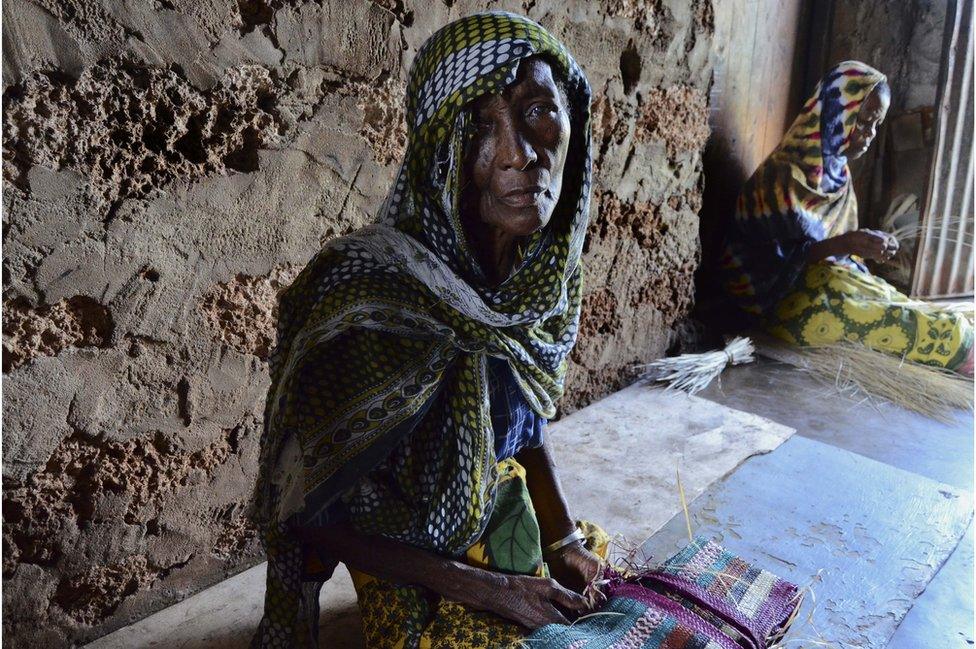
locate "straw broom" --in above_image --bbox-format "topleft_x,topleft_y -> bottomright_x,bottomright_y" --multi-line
878,199 -> 969,288
634,336 -> 756,395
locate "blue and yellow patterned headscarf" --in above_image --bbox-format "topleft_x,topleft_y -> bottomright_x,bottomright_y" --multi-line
718,61 -> 887,319
258,12 -> 592,555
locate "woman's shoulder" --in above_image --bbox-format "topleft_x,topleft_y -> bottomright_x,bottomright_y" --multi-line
276,247 -> 420,325
288,226 -> 419,287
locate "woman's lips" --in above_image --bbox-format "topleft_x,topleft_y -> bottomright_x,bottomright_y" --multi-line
499,186 -> 547,208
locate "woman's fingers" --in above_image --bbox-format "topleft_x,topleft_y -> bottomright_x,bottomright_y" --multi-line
519,588 -> 572,628
854,230 -> 889,260
539,602 -> 572,626
544,578 -> 590,612
870,233 -> 887,257
885,236 -> 899,257
594,588 -> 608,605
863,230 -> 900,260
499,575 -> 598,628
874,232 -> 898,261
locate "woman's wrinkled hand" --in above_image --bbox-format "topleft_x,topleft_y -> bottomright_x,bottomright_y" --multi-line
840,229 -> 899,261
471,573 -> 591,629
546,543 -> 606,603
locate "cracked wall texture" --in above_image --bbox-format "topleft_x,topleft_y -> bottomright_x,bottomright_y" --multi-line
1,0 -> 713,645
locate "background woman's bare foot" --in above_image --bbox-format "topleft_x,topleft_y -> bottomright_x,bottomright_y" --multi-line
957,347 -> 974,378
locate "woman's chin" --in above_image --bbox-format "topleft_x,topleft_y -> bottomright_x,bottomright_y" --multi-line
491,204 -> 555,237
508,215 -> 549,236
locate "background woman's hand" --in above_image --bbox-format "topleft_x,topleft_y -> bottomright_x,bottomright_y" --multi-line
882,231 -> 901,260
839,229 -> 899,261
472,573 -> 591,629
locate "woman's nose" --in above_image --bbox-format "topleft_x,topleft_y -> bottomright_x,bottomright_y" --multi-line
495,119 -> 537,171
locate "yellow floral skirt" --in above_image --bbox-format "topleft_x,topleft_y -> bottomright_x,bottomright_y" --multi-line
349,458 -> 610,649
766,261 -> 974,371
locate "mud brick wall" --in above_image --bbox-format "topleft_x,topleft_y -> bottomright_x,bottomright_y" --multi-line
1,1 -> 713,645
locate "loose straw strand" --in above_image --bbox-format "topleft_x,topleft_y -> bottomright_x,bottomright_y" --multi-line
676,466 -> 693,542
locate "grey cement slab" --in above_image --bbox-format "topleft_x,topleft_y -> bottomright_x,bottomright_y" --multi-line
885,521 -> 975,649
641,435 -> 973,649
698,358 -> 976,647
90,384 -> 792,648
698,358 -> 974,492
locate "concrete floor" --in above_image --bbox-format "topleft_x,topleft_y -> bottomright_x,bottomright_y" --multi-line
88,358 -> 974,647
642,434 -> 972,646
697,357 -> 975,647
697,359 -> 975,492
89,382 -> 795,648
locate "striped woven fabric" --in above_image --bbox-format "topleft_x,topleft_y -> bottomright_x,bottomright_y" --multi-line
528,537 -> 800,649
651,538 -> 800,648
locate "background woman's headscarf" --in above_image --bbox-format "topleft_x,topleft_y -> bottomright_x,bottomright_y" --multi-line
718,61 -> 887,319
256,12 -> 592,556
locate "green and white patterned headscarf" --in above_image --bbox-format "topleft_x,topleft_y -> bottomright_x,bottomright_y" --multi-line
259,12 -> 592,555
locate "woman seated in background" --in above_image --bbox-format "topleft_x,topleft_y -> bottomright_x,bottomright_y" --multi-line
717,60 -> 974,376
251,13 -> 608,649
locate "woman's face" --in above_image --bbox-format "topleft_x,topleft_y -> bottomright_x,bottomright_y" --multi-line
846,85 -> 890,159
465,57 -> 571,238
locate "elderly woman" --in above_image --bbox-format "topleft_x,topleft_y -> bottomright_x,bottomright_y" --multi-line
717,61 -> 974,375
251,13 -> 607,649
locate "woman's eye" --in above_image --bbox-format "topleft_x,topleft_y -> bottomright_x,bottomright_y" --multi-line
527,103 -> 557,119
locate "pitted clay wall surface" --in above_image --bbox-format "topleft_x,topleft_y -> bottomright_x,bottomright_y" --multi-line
1,1 -> 713,645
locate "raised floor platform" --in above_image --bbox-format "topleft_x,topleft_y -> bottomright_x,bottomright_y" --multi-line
642,435 -> 972,648
87,359 -> 974,648
697,358 -> 975,647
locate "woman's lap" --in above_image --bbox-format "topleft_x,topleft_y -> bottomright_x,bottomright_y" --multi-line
350,458 -> 609,649
765,261 -> 973,370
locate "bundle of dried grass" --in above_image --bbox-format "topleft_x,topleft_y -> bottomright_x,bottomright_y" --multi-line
757,336 -> 973,422
878,197 -> 968,290
635,337 -> 755,395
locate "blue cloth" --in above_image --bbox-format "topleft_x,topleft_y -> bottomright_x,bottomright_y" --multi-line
487,356 -> 546,460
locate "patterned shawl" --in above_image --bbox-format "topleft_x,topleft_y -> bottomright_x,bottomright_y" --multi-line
256,12 -> 592,556
718,61 -> 887,319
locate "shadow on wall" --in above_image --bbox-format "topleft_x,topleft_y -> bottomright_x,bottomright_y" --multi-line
694,131 -> 750,339
691,0 -> 813,338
